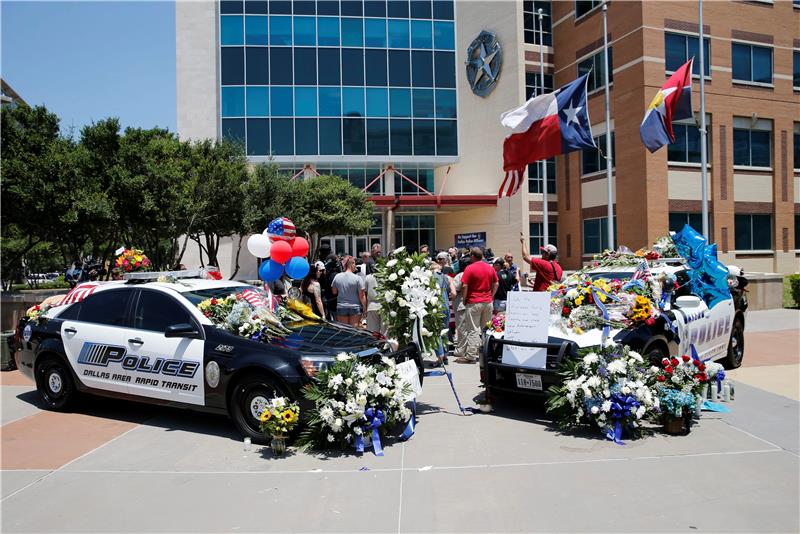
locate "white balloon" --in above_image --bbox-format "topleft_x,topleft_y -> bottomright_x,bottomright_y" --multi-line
247,234 -> 271,258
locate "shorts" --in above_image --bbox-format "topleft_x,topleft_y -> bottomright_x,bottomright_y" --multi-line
336,305 -> 362,317
493,299 -> 507,312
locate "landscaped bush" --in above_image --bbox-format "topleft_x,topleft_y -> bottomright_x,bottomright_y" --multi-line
787,274 -> 800,308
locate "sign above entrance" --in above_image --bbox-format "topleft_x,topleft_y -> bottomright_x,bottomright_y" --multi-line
455,232 -> 487,249
465,31 -> 502,97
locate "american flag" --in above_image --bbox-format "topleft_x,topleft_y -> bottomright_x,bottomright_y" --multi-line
242,288 -> 277,311
267,217 -> 296,242
60,283 -> 99,306
498,168 -> 523,198
631,260 -> 651,281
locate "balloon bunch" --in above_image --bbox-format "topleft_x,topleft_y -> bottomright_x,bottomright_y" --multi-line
246,217 -> 310,282
671,224 -> 730,308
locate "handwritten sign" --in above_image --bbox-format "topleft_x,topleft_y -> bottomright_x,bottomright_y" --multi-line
396,359 -> 422,399
501,291 -> 551,369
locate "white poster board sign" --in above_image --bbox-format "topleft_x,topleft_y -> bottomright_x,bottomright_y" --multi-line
396,359 -> 423,399
501,291 -> 551,369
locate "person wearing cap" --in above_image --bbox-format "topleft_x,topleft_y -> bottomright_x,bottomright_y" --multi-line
520,234 -> 564,292
492,258 -> 514,312
301,262 -> 326,318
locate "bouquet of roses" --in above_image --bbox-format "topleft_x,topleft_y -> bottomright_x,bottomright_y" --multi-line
374,247 -> 445,357
197,293 -> 287,340
546,342 -> 659,441
115,248 -> 151,273
299,353 -> 412,453
259,396 -> 300,438
654,353 -> 708,395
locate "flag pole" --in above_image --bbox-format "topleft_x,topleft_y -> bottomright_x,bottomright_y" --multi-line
602,1 -> 614,250
698,0 -> 710,239
538,7 -> 549,247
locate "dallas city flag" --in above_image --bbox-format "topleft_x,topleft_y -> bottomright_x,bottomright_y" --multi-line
499,73 -> 595,197
640,58 -> 694,153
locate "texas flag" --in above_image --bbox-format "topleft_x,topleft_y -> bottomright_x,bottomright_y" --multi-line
640,58 -> 694,153
499,73 -> 596,197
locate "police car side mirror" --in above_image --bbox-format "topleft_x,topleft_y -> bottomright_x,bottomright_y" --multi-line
165,323 -> 201,339
675,296 -> 703,309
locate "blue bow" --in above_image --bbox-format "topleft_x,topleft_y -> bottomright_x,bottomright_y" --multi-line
716,370 -> 726,392
605,392 -> 640,445
355,407 -> 385,456
590,286 -> 620,343
399,399 -> 416,441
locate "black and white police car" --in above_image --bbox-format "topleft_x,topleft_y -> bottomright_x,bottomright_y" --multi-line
16,270 -> 420,443
481,262 -> 747,399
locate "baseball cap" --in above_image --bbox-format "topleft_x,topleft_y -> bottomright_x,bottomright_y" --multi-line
540,244 -> 558,255
315,261 -> 326,270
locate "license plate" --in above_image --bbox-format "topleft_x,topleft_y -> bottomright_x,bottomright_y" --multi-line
515,372 -> 542,390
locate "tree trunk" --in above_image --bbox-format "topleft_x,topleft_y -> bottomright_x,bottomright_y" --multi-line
229,234 -> 244,280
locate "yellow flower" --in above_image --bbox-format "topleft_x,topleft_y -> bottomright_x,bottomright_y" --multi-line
260,410 -> 272,422
575,296 -> 584,306
281,410 -> 297,423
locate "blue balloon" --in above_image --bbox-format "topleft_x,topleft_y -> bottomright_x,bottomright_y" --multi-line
285,256 -> 310,279
259,259 -> 284,282
671,224 -> 730,308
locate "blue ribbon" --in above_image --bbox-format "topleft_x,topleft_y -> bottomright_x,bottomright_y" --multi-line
662,313 -> 680,344
590,286 -> 620,343
356,407 -> 385,456
716,370 -> 726,392
605,392 -> 640,446
605,420 -> 625,445
399,399 -> 416,441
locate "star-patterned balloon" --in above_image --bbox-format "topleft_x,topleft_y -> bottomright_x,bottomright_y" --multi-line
671,225 -> 731,308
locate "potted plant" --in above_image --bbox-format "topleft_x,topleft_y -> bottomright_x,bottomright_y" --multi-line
655,354 -> 708,435
259,397 -> 300,456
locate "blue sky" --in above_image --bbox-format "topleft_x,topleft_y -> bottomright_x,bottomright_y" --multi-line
1,1 -> 176,135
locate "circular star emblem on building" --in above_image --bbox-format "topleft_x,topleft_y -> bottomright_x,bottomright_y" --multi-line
465,31 -> 503,97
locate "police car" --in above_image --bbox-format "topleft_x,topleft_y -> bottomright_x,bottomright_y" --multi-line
481,262 -> 747,399
16,270 -> 420,443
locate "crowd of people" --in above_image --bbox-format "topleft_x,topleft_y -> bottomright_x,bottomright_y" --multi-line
283,237 -> 563,367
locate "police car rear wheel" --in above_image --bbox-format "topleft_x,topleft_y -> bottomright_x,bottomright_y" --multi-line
230,375 -> 285,445
36,356 -> 76,411
724,318 -> 744,369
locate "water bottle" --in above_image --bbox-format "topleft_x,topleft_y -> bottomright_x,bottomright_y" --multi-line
722,381 -> 731,402
694,395 -> 703,417
243,437 -> 252,452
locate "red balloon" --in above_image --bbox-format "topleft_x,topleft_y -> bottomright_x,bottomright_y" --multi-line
291,237 -> 310,258
270,240 -> 293,265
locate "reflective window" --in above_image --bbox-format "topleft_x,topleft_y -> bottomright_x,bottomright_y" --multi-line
271,118 -> 294,154
222,86 -> 245,117
525,72 -> 553,99
319,87 -> 341,116
668,123 -> 710,164
669,212 -> 704,235
390,119 -> 412,154
317,0 -> 339,15
295,118 -> 319,154
318,17 -> 340,45
413,119 -> 435,154
247,118 -> 269,155
246,47 -> 269,84
575,0 -> 602,19
733,127 -> 771,167
367,119 -> 390,155
294,0 -> 315,14
435,119 -> 457,155
529,222 -> 558,252
665,32 -> 710,76
221,47 -> 245,85
732,43 -> 772,84
365,49 -> 388,86
367,88 -> 389,117
794,51 -> 800,88
341,0 -> 363,16
77,289 -> 132,327
432,0 -> 453,19
341,49 -> 365,85
270,86 -> 293,116
365,18 -> 386,47
581,132 -> 615,175
294,16 -> 316,45
295,87 -> 317,116
269,16 -> 292,44
223,0 -> 245,14
318,48 -> 341,84
411,20 -> 432,49
583,217 -> 614,254
434,89 -> 455,118
342,17 -> 364,46
389,50 -> 411,86
221,15 -> 244,45
578,48 -> 612,92
246,86 -> 269,116
134,290 -> 195,332
269,0 -> 291,14
222,119 -> 246,144
410,0 -> 431,18
527,158 -> 556,194
270,47 -> 293,84
735,214 -> 772,250
412,51 -> 433,86
342,87 -> 365,116
523,1 -> 552,46
390,88 -> 411,117
245,1 -> 267,13
294,48 -> 317,84
343,118 -> 366,154
433,21 -> 454,50
319,118 -> 343,153
388,0 -> 409,18
245,16 -> 268,45
388,19 -> 410,48
365,0 -> 387,17
434,51 -> 455,87
412,89 -> 434,118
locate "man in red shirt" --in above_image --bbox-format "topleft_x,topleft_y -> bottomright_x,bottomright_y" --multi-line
455,248 -> 498,364
520,233 -> 564,292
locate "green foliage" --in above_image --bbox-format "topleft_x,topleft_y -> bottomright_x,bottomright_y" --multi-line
786,274 -> 800,309
544,356 -> 582,429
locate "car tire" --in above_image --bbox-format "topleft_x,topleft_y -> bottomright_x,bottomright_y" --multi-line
35,356 -> 76,411
229,374 -> 288,445
644,344 -> 668,364
724,317 -> 745,369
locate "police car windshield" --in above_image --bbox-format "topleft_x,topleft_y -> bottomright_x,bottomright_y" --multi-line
180,286 -> 258,305
586,272 -> 634,281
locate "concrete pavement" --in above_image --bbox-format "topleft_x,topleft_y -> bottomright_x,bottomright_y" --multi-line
1,309 -> 798,532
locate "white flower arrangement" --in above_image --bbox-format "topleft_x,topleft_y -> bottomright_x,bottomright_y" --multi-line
373,247 -> 445,357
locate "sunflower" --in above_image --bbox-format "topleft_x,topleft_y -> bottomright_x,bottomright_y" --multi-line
281,410 -> 297,423
260,410 -> 272,422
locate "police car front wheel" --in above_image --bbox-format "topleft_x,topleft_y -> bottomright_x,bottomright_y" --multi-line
230,374 -> 287,445
36,356 -> 77,411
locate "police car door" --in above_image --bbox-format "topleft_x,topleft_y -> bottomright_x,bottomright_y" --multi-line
125,288 -> 205,406
60,288 -> 136,395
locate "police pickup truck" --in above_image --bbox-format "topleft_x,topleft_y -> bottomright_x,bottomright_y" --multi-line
16,271 -> 420,443
481,263 -> 747,400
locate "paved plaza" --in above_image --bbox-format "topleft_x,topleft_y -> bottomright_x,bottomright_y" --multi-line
2,309 -> 798,533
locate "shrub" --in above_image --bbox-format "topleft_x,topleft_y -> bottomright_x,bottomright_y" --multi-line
787,274 -> 800,308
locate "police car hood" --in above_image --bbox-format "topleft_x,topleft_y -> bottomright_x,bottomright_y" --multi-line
546,324 -> 621,349
271,321 -> 384,356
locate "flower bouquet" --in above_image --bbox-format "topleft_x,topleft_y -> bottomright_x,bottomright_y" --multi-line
374,247 -> 445,357
655,353 -> 708,434
197,293 -> 288,341
115,248 -> 152,273
259,396 -> 300,456
298,353 -> 412,455
546,342 -> 659,443
485,313 -> 506,338
25,304 -> 51,324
